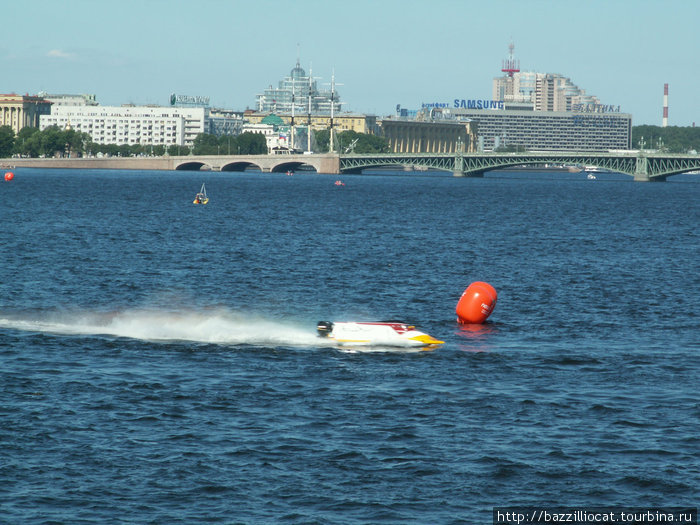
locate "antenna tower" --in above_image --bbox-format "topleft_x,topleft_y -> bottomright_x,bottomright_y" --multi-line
501,41 -> 520,77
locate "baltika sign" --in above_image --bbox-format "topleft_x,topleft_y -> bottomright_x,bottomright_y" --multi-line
572,103 -> 621,113
170,93 -> 210,107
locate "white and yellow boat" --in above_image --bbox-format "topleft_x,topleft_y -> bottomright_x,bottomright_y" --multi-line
193,183 -> 209,205
317,321 -> 444,348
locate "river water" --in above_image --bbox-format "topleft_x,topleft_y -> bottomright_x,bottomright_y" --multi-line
1,168 -> 698,523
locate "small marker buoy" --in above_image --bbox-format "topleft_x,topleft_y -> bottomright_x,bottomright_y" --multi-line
456,281 -> 497,324
4,171 -> 14,182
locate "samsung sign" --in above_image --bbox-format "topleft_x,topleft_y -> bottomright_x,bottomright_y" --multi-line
454,99 -> 504,109
422,100 -> 505,110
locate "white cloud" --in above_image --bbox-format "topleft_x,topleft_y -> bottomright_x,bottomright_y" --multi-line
47,49 -> 76,60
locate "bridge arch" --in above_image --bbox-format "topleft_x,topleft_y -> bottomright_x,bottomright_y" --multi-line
175,161 -> 213,171
270,161 -> 317,173
221,161 -> 264,172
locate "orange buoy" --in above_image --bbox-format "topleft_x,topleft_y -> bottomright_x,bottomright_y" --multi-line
456,281 -> 497,324
4,172 -> 14,182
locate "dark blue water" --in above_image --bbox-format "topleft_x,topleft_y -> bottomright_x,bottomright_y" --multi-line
1,168 -> 698,524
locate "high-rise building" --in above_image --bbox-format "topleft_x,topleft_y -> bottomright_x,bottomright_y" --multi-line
255,59 -> 341,115
493,71 -> 601,112
492,42 -> 602,112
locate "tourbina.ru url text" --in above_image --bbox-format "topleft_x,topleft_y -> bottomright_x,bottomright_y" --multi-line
493,507 -> 697,524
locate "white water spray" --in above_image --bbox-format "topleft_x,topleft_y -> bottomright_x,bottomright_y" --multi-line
0,307 -> 329,348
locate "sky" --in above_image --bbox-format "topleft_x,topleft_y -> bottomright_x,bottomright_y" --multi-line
1,0 -> 697,126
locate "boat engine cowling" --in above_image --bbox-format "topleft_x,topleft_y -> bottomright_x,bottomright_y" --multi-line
316,321 -> 334,337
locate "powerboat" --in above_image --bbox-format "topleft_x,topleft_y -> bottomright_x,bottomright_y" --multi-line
584,165 -> 611,174
317,321 -> 444,348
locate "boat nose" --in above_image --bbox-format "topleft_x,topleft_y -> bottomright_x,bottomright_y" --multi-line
409,334 -> 445,345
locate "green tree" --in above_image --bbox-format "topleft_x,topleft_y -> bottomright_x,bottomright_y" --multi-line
333,130 -> 389,154
63,129 -> 91,156
40,126 -> 67,157
236,132 -> 267,154
218,134 -> 236,155
354,133 -> 389,154
314,129 -> 330,152
17,127 -> 41,157
0,125 -> 14,157
193,133 -> 220,155
632,125 -> 700,153
117,144 -> 132,157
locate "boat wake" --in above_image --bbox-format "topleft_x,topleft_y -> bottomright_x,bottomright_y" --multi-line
0,307 -> 329,348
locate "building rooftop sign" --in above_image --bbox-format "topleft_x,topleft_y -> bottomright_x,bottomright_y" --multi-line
572,103 -> 622,113
170,93 -> 210,107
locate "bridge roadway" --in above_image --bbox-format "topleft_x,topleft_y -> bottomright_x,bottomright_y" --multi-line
5,151 -> 700,181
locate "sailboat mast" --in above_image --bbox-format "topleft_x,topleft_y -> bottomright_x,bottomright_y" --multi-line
291,77 -> 295,151
307,65 -> 312,153
330,69 -> 335,153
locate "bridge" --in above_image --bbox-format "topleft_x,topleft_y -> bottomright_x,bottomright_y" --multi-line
339,151 -> 700,181
2,153 -> 338,175
5,151 -> 700,181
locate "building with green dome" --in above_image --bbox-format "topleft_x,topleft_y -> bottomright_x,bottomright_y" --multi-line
260,113 -> 285,127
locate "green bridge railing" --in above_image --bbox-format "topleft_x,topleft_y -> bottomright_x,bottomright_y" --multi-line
338,152 -> 700,181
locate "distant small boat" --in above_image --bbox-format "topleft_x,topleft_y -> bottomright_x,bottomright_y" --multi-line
587,173 -> 597,180
193,183 -> 209,205
584,166 -> 611,174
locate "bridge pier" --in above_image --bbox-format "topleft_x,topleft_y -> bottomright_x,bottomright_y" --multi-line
453,154 -> 464,177
634,156 -> 650,182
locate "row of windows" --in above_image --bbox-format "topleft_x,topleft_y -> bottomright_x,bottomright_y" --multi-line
44,122 -> 178,133
468,114 -> 631,151
57,112 -> 192,119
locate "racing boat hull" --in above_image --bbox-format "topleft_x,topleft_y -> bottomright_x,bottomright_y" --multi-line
317,321 -> 444,348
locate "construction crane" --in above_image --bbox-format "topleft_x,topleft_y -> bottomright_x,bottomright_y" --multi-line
344,138 -> 358,153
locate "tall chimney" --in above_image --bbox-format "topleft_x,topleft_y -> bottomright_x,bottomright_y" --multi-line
662,83 -> 669,127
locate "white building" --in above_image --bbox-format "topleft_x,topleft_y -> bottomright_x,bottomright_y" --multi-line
240,122 -> 294,153
38,92 -> 98,107
40,105 -> 206,146
207,108 -> 245,136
